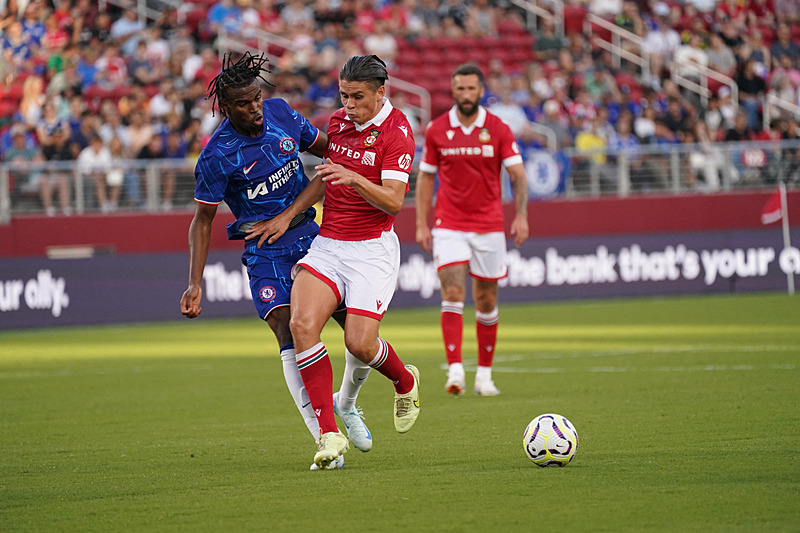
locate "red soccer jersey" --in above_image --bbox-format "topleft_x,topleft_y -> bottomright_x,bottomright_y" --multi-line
420,106 -> 523,233
321,99 -> 415,240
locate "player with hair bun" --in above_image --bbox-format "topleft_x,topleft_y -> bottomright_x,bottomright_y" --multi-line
180,52 -> 373,470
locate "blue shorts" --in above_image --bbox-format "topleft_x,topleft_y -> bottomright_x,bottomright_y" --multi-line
242,219 -> 318,320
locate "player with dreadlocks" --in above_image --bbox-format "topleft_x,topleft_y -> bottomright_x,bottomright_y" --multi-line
180,52 -> 374,470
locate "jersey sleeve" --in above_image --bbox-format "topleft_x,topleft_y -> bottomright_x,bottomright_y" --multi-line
193,151 -> 226,205
419,121 -> 439,174
499,121 -> 524,168
381,120 -> 415,183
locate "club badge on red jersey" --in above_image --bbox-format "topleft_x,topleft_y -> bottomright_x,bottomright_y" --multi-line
364,129 -> 380,147
478,128 -> 492,143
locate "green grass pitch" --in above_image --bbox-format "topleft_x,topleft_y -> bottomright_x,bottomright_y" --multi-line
1,293 -> 798,532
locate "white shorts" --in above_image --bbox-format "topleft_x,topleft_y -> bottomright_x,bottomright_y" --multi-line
432,228 -> 507,281
293,231 -> 400,320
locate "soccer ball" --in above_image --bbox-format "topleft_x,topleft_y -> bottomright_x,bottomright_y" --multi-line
522,413 -> 579,467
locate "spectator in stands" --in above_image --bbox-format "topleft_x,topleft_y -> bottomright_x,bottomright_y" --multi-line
128,40 -> 160,87
19,1 -> 45,48
109,8 -> 144,56
465,0 -> 498,37
94,44 -> 128,91
438,0 -> 469,33
145,26 -> 170,67
746,0 -> 776,28
615,1 -> 646,38
717,15 -> 745,58
412,0 -> 444,36
378,0 -> 413,37
533,17 -> 565,65
41,12 -> 69,53
575,113 -> 613,191
686,120 -> 723,190
634,104 -> 657,143
541,98 -> 572,149
77,134 -> 115,212
363,18 -> 398,68
280,0 -> 315,34
489,85 -> 530,137
98,110 -> 129,148
771,23 -> 800,70
657,97 -> 692,143
567,87 -> 599,131
136,134 -> 172,210
606,83 -> 639,126
674,32 -> 709,108
707,32 -> 737,79
742,28 -> 772,81
35,100 -> 69,143
716,0 -> 747,29
149,78 -> 182,121
774,0 -> 799,25
2,20 -> 35,74
736,57 -> 767,129
18,75 -> 45,127
4,123 -> 49,213
641,5 -> 681,89
40,126 -> 74,216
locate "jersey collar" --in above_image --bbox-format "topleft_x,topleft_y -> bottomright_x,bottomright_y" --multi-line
348,97 -> 394,132
448,105 -> 487,135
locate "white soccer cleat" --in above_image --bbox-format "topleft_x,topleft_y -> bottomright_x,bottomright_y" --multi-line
473,379 -> 501,396
445,375 -> 466,397
333,392 -> 373,452
309,454 -> 345,471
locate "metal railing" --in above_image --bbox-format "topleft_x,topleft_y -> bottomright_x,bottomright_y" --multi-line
585,13 -> 650,76
764,93 -> 800,130
670,61 -> 738,109
509,0 -> 563,39
3,139 -> 799,222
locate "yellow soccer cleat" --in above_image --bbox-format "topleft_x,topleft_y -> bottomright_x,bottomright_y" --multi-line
394,365 -> 420,433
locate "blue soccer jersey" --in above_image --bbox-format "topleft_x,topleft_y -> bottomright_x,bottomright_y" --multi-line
194,98 -> 321,240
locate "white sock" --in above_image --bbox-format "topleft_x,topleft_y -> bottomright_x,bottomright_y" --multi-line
448,362 -> 465,380
280,344 -> 319,440
475,365 -> 492,383
337,348 -> 371,411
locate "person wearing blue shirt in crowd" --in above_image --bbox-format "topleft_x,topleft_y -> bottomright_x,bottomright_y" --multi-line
180,52 -> 372,470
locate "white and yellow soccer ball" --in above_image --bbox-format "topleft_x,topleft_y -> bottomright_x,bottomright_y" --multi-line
522,413 -> 579,467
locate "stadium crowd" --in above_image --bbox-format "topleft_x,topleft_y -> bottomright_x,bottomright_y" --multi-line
1,0 -> 799,214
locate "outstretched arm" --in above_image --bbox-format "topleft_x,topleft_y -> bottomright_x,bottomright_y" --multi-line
180,202 -> 217,318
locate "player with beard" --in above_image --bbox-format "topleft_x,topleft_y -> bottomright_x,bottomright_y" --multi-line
180,52 -> 373,470
415,63 -> 530,397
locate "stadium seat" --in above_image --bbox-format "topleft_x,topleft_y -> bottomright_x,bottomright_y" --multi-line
563,5 -> 587,34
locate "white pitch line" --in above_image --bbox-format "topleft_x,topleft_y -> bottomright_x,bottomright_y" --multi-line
436,364 -> 795,374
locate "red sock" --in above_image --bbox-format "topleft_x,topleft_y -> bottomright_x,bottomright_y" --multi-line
296,343 -> 337,434
441,301 -> 464,365
476,308 -> 498,368
368,338 -> 414,394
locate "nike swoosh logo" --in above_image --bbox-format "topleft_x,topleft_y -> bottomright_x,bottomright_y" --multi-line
243,161 -> 257,175
413,399 -> 420,408
302,401 -> 311,408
